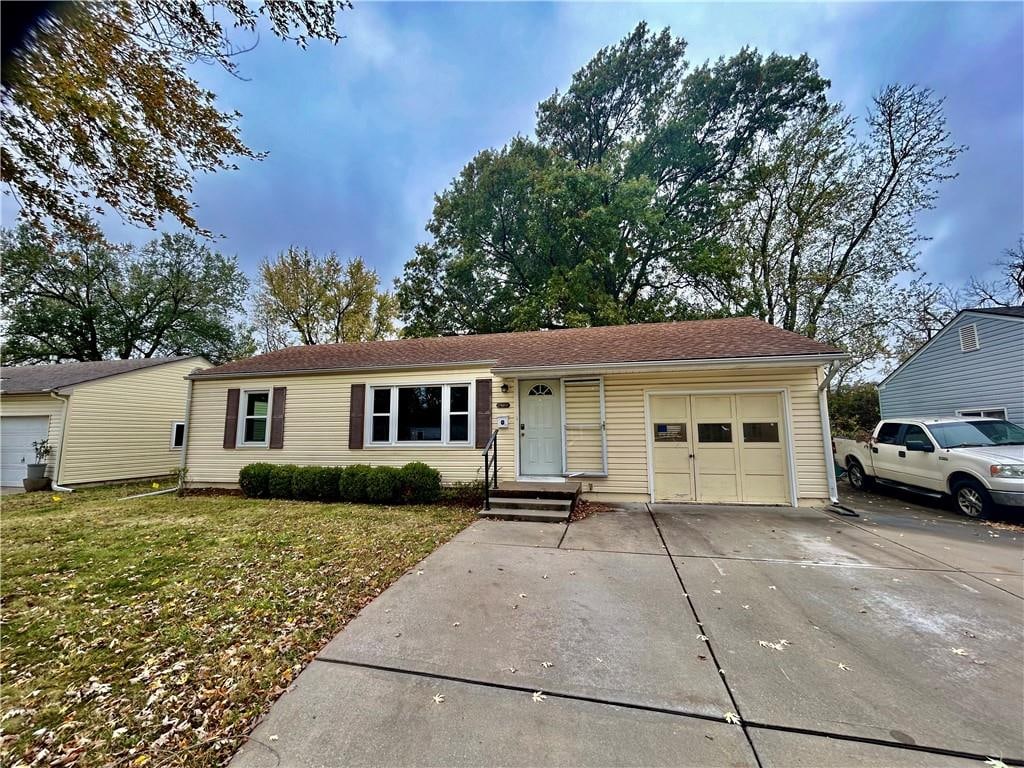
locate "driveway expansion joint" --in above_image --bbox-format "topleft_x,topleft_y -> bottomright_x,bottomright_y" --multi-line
315,640 -> 1024,764
645,503 -> 765,768
832,512 -> 1024,600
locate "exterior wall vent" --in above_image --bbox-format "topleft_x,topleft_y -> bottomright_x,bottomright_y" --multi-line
959,323 -> 980,352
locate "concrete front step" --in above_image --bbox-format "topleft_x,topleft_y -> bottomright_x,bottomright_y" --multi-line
477,505 -> 570,523
491,497 -> 572,512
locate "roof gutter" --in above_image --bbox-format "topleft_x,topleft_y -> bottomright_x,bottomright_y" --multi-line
492,353 -> 848,377
187,359 -> 500,382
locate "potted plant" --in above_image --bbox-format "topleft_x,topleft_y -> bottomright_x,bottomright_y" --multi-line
26,439 -> 51,481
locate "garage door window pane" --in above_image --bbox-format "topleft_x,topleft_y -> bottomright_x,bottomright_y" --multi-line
742,422 -> 779,442
697,423 -> 732,443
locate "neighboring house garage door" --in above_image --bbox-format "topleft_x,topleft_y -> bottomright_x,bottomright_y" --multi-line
1,416 -> 50,487
650,393 -> 790,504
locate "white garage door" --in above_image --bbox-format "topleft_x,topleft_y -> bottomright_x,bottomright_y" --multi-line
650,393 -> 790,504
1,416 -> 50,486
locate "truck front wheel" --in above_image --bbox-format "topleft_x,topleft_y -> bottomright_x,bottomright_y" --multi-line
951,479 -> 993,519
846,459 -> 874,491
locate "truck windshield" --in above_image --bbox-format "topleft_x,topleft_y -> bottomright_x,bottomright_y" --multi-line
927,420 -> 1024,449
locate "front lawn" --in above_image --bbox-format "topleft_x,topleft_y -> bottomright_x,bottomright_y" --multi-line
0,484 -> 474,767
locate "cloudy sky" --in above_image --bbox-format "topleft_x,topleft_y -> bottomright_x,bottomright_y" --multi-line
12,2 -> 1023,289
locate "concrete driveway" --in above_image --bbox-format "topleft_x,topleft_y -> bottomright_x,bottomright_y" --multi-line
232,500 -> 1023,768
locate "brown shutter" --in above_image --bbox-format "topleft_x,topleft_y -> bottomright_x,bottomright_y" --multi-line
223,388 -> 240,449
475,378 -> 492,449
349,383 -> 366,449
269,386 -> 287,449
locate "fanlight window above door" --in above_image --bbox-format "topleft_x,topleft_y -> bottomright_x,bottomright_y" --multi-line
528,384 -> 554,396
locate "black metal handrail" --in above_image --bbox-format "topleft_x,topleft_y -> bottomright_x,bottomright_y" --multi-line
481,429 -> 499,510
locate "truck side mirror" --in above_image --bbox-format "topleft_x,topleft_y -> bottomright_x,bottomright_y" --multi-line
905,439 -> 934,453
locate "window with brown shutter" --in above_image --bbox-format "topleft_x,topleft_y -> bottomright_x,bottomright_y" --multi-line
223,388 -> 240,449
349,383 -> 366,449
475,378 -> 492,449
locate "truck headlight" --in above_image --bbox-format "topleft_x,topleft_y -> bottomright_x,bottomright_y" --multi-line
990,464 -> 1024,478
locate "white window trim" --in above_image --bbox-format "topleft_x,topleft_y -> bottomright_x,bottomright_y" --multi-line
238,388 -> 272,448
170,421 -> 186,449
365,382 -> 474,447
956,407 -> 1007,419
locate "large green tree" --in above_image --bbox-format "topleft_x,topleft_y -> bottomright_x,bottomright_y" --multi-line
254,248 -> 398,350
1,1 -> 344,239
398,24 -> 828,336
1,226 -> 254,364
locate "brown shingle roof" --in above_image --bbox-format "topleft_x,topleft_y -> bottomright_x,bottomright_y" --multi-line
1,356 -> 200,394
192,318 -> 842,379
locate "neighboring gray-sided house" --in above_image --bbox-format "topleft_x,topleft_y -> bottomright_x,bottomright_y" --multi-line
878,306 -> 1024,425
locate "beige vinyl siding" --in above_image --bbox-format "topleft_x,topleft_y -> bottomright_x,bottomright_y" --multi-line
565,366 -> 828,504
0,393 -> 66,478
187,363 -> 828,505
58,357 -> 207,485
186,366 -> 512,486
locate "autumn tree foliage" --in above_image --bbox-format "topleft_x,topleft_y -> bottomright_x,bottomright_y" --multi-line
1,1 -> 346,238
254,248 -> 398,351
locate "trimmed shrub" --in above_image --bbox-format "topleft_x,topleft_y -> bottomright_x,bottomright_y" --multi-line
291,466 -> 321,501
365,466 -> 402,504
440,480 -> 485,507
239,463 -> 275,498
316,466 -> 344,502
400,462 -> 442,504
339,464 -> 373,502
268,464 -> 297,499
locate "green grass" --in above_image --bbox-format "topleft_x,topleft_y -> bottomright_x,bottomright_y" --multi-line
0,484 -> 474,767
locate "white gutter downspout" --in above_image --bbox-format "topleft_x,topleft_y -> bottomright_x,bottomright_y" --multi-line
179,373 -> 196,485
817,363 -> 840,504
48,391 -> 75,492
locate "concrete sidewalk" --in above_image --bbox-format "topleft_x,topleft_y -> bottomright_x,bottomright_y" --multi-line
231,501 -> 1022,767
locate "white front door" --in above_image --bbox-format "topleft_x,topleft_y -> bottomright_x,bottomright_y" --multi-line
1,416 -> 50,486
519,380 -> 562,476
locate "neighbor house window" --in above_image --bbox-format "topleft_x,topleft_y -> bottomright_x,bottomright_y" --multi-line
170,422 -> 185,449
368,384 -> 471,445
957,408 -> 1006,419
240,390 -> 270,446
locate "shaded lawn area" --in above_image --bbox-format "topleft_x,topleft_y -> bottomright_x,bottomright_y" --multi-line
0,484 -> 475,767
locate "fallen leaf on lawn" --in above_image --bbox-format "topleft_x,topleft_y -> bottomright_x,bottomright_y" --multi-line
838,663 -> 851,671
532,691 -> 546,702
724,712 -> 741,725
433,694 -> 445,704
950,648 -> 968,656
51,495 -> 62,502
151,482 -> 160,489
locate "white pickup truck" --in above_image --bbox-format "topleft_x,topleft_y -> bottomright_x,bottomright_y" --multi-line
833,417 -> 1024,518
